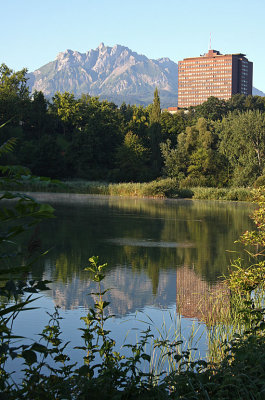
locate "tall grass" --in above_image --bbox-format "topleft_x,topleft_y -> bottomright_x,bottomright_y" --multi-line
191,186 -> 251,201
133,310 -> 204,377
2,177 -> 252,201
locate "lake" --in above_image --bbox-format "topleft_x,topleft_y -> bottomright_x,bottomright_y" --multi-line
8,193 -> 254,372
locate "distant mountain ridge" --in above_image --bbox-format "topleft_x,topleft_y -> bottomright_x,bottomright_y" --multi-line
27,43 -> 179,107
252,87 -> 265,97
27,43 -> 265,107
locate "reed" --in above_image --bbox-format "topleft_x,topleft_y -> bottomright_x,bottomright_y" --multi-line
134,310 -> 204,377
1,177 -> 252,201
190,186 -> 251,201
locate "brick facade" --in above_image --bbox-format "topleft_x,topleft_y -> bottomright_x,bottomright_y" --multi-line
178,49 -> 253,108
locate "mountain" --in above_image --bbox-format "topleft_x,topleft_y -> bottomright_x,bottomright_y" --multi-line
253,87 -> 265,97
27,43 -> 179,107
27,43 -> 265,107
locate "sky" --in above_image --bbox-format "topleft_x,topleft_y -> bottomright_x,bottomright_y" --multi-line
1,0 -> 265,92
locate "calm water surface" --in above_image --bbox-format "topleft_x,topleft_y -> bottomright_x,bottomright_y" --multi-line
11,193 -> 254,368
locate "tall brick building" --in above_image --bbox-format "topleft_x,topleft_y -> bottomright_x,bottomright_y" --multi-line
178,49 -> 253,108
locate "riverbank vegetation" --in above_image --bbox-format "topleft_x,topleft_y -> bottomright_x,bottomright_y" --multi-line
2,177 -> 252,201
1,132 -> 265,397
2,64 -> 265,397
1,63 -> 265,198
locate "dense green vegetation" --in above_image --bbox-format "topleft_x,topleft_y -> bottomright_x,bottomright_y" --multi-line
1,173 -> 265,397
2,71 -> 265,397
1,63 -> 265,190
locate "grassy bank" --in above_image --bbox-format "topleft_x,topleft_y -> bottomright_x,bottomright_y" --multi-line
1,182 -> 265,398
2,177 -> 252,201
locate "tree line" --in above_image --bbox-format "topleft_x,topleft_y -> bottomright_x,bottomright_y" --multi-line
1,63 -> 265,187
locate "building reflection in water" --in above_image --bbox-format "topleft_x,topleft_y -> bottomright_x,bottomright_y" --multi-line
176,265 -> 230,325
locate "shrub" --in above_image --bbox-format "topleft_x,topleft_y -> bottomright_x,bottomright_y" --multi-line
254,175 -> 265,188
141,178 -> 179,198
179,174 -> 208,188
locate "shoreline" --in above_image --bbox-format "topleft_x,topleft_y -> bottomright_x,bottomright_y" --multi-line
2,188 -> 252,205
1,178 -> 252,202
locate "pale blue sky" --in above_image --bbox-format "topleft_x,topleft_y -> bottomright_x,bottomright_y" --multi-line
1,0 -> 265,91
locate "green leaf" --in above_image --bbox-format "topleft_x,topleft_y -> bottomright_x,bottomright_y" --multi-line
78,365 -> 92,376
174,354 -> 183,362
0,297 -> 39,317
38,204 -> 55,214
31,343 -> 48,354
21,349 -> 37,365
141,353 -> 151,362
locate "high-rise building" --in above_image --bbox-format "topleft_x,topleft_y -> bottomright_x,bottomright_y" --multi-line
178,49 -> 253,108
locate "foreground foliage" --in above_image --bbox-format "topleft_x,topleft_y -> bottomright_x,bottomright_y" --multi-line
1,132 -> 265,398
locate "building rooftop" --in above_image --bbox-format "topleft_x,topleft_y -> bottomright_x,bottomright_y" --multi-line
180,49 -> 247,61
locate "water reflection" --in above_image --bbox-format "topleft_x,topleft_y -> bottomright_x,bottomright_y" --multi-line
105,238 -> 195,248
176,265 -> 230,324
24,193 -> 254,318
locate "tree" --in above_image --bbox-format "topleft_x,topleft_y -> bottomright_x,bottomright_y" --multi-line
51,92 -> 80,136
64,96 -> 122,179
162,118 -> 227,187
0,63 -> 29,100
23,90 -> 49,140
0,63 -> 29,124
149,87 -> 161,125
227,94 -> 247,112
148,88 -> 162,177
127,105 -> 149,143
19,135 -> 66,178
195,96 -> 228,121
115,131 -> 149,181
218,110 -> 265,186
160,139 -> 183,179
160,110 -> 186,146
244,95 -> 265,112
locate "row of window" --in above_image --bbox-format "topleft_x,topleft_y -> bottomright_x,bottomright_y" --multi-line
179,83 -> 232,87
179,78 -> 231,83
179,88 -> 232,92
179,89 -> 231,95
180,71 -> 232,74
179,66 -> 232,72
179,61 -> 232,66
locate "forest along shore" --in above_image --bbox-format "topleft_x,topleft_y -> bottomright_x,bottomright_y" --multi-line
3,179 -> 252,201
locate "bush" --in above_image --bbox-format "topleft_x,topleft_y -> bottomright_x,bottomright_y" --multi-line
187,187 -> 251,201
254,175 -> 265,188
179,174 -> 208,188
141,178 -> 179,198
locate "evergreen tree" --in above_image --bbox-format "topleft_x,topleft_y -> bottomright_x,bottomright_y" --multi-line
149,87 -> 161,124
149,88 -> 162,177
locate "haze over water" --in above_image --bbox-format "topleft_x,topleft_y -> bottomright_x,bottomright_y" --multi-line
10,194 -> 254,367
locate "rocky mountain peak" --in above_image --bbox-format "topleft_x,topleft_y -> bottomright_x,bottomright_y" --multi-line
27,43 -> 180,107
98,42 -> 105,50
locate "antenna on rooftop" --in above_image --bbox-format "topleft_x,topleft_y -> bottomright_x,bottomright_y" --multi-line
209,32 -> 212,50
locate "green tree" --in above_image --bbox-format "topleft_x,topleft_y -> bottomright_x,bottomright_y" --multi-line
227,94 -> 247,112
115,131 -> 149,181
0,63 -> 29,124
163,118 -> 226,187
160,110 -> 186,145
127,105 -> 149,143
148,88 -> 162,177
244,95 -> 265,112
65,96 -> 122,179
51,91 -> 80,136
195,96 -> 228,121
160,139 -> 183,179
23,90 -> 50,140
149,87 -> 161,125
218,110 -> 265,186
19,135 -> 66,178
